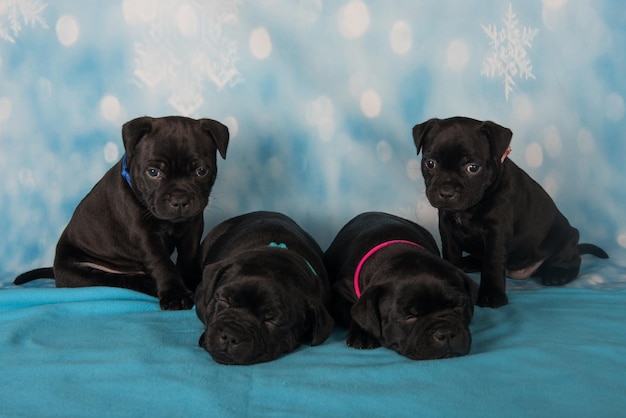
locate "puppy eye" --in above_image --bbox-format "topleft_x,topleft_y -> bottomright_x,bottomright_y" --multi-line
264,318 -> 283,328
215,295 -> 230,309
195,166 -> 208,177
465,164 -> 481,174
403,314 -> 419,324
146,168 -> 161,178
424,159 -> 437,170
263,311 -> 284,327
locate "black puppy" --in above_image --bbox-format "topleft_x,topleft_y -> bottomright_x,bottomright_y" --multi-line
196,211 -> 334,365
324,212 -> 477,360
412,116 -> 608,308
14,116 -> 229,310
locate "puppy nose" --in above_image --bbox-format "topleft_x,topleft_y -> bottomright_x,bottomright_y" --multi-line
219,329 -> 239,348
433,329 -> 456,345
169,194 -> 190,209
438,188 -> 456,200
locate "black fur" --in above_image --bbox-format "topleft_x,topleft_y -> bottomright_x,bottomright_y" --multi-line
412,116 -> 608,308
324,212 -> 477,360
14,116 -> 229,310
196,211 -> 334,365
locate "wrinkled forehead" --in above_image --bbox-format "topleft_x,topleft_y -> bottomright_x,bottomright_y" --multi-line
135,122 -> 215,158
392,280 -> 460,312
220,277 -> 286,306
424,126 -> 491,162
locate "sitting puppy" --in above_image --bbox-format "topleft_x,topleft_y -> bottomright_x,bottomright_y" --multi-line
196,211 -> 334,365
412,116 -> 608,308
324,212 -> 478,361
14,116 -> 229,310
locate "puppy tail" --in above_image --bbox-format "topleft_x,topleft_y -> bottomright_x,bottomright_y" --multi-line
577,244 -> 609,259
14,267 -> 55,285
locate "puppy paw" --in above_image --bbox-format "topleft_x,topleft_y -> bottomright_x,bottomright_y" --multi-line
346,329 -> 381,349
159,291 -> 195,310
476,289 -> 508,308
539,265 -> 578,286
460,255 -> 482,273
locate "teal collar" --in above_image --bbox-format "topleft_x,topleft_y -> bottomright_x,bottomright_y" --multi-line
268,242 -> 319,277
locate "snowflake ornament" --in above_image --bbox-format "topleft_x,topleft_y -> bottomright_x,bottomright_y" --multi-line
481,3 -> 538,101
132,0 -> 242,115
0,0 -> 48,43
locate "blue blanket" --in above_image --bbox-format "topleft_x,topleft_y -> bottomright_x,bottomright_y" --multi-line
2,259 -> 625,417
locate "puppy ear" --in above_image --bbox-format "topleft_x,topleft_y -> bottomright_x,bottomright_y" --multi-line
122,116 -> 154,160
479,121 -> 512,164
412,118 -> 440,155
200,119 -> 230,160
350,286 -> 385,338
194,261 -> 229,323
304,301 -> 335,346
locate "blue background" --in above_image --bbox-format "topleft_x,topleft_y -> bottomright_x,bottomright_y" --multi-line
1,0 -> 625,287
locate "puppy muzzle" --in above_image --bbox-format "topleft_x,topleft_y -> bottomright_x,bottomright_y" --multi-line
203,316 -> 270,365
398,318 -> 472,360
153,191 -> 206,221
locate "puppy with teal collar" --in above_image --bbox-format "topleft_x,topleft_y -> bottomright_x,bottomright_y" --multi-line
196,211 -> 334,365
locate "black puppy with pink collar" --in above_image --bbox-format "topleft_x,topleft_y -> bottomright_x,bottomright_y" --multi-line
324,212 -> 478,360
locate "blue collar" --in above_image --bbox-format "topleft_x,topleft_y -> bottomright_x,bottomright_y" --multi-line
121,154 -> 132,188
268,242 -> 319,277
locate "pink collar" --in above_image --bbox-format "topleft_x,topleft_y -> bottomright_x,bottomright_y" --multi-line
353,239 -> 426,298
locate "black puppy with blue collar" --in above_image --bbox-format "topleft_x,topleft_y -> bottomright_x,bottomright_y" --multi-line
196,211 -> 334,365
14,116 -> 228,310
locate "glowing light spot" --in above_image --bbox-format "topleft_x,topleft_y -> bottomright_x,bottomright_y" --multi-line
525,143 -> 543,168
390,21 -> 412,55
250,27 -> 272,59
512,95 -> 534,121
0,97 -> 12,122
406,159 -> 421,181
103,142 -> 120,164
542,0 -> 569,31
337,1 -> 370,39
446,40 -> 469,71
617,233 -> 626,248
224,116 -> 239,138
542,175 -> 558,197
56,15 -> 79,46
100,95 -> 121,123
360,89 -> 381,118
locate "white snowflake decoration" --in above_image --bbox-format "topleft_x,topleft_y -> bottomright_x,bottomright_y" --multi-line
481,3 -> 538,101
132,0 -> 242,115
0,0 -> 48,43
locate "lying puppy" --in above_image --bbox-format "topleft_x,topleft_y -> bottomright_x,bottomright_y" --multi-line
324,212 -> 477,360
196,211 -> 334,365
412,116 -> 608,308
14,116 -> 229,310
